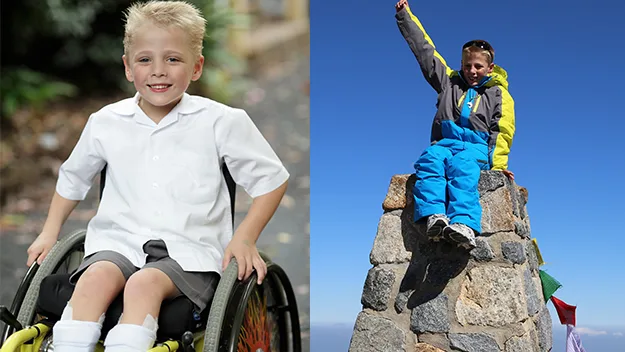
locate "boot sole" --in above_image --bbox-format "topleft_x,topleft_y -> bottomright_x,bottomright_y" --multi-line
443,226 -> 476,250
426,219 -> 448,241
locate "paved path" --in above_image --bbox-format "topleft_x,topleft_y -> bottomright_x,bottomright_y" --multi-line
0,50 -> 310,349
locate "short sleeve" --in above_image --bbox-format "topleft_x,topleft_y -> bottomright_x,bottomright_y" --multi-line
215,108 -> 289,198
56,114 -> 106,200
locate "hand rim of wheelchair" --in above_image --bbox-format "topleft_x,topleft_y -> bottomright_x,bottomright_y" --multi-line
1,229 -> 301,352
2,228 -> 87,343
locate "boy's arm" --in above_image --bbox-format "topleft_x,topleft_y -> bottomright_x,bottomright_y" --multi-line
396,4 -> 453,93
216,107 -> 290,283
27,115 -> 105,265
233,181 -> 288,244
491,89 -> 516,171
42,192 -> 80,236
224,181 -> 288,283
27,192 -> 79,265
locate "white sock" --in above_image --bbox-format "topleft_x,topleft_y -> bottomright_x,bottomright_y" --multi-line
103,315 -> 158,352
52,304 -> 105,352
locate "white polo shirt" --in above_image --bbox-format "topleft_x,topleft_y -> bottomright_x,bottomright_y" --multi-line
56,92 -> 289,274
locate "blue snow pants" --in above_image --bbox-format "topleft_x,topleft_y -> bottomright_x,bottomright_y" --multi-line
412,138 -> 490,233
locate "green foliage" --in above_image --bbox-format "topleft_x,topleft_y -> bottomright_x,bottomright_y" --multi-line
1,68 -> 78,118
2,0 -> 246,120
188,0 -> 249,102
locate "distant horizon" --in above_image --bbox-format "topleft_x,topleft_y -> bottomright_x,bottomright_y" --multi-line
310,321 -> 625,331
310,322 -> 625,351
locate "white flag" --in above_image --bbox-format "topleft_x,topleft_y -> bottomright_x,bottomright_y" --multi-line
566,325 -> 587,352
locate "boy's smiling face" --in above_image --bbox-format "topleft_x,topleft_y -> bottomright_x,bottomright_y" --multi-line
122,22 -> 204,120
461,52 -> 494,86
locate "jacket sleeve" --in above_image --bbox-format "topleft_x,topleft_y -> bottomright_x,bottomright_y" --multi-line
491,89 -> 515,170
395,6 -> 453,93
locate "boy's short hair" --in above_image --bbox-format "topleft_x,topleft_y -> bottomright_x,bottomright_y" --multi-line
123,1 -> 206,58
461,39 -> 494,64
462,46 -> 493,64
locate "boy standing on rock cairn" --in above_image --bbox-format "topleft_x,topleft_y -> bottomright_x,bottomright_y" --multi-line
395,0 -> 516,250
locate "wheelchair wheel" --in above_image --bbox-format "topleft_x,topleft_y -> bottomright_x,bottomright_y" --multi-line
202,256 -> 301,352
15,229 -> 86,329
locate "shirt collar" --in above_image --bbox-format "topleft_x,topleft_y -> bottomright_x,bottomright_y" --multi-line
110,92 -> 204,117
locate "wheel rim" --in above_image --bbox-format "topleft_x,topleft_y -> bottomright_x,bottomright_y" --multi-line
236,284 -> 279,352
219,264 -> 299,352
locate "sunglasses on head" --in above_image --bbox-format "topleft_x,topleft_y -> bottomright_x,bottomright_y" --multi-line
463,40 -> 494,60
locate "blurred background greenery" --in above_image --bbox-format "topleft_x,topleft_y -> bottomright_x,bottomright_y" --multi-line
0,0 -> 309,209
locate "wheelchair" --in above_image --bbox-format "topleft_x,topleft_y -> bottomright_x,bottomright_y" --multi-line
0,165 -> 301,352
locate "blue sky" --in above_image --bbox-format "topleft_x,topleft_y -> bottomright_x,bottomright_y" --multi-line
310,0 -> 625,333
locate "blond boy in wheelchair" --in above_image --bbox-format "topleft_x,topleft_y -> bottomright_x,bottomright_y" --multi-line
25,2 -> 289,351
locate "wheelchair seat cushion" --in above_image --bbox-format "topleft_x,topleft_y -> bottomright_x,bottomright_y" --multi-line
36,273 -> 217,340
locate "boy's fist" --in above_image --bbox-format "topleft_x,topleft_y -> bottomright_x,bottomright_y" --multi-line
395,0 -> 408,12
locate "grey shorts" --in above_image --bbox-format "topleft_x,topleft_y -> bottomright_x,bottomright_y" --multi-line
69,239 -> 219,312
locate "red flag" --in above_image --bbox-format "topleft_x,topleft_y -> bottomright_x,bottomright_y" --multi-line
551,296 -> 576,326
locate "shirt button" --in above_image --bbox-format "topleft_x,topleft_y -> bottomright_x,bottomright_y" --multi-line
155,211 -> 162,216
152,183 -> 159,189
152,155 -> 159,161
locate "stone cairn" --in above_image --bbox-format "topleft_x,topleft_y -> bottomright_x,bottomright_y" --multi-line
349,171 -> 553,352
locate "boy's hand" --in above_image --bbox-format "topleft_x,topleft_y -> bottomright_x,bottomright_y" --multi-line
502,169 -> 515,180
395,0 -> 408,12
27,231 -> 58,266
222,235 -> 267,285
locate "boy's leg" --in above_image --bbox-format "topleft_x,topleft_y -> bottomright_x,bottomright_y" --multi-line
104,240 -> 216,352
413,143 -> 453,221
102,268 -> 177,352
53,252 -> 134,352
445,144 -> 490,235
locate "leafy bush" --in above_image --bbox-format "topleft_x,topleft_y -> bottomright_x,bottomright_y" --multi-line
1,0 -> 246,124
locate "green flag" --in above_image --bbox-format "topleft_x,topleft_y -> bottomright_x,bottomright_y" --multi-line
539,270 -> 562,302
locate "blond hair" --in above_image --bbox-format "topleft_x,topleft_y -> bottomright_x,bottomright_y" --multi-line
462,46 -> 493,64
123,1 -> 206,58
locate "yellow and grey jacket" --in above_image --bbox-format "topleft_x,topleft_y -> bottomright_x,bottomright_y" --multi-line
396,6 -> 515,170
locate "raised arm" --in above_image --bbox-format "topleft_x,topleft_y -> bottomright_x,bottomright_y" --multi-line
395,0 -> 453,93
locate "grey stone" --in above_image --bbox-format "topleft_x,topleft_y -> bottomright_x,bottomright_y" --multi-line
370,213 -> 411,265
530,329 -> 540,352
505,333 -> 534,352
526,241 -> 539,273
449,333 -> 500,352
361,267 -> 395,311
478,170 -> 506,193
349,311 -> 406,352
394,289 -> 411,313
410,293 -> 450,333
471,237 -> 495,261
456,266 -> 528,327
418,333 -> 451,351
516,186 -> 529,219
502,241 -> 526,264
508,183 -> 521,219
535,307 -> 553,352
524,267 -> 540,316
480,187 -> 516,234
514,220 -> 530,238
